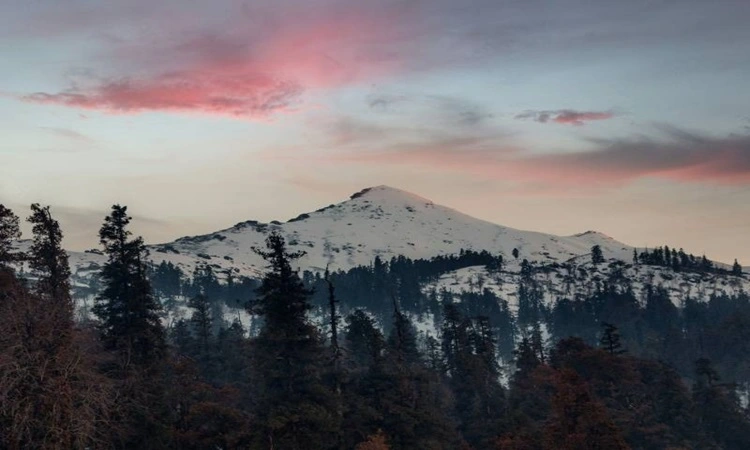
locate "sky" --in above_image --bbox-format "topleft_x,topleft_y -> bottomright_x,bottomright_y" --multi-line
1,0 -> 749,264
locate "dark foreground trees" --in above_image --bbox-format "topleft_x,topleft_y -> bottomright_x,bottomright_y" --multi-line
0,205 -> 111,450
3,212 -> 750,449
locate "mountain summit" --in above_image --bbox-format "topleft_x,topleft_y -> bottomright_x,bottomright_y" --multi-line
96,185 -> 629,278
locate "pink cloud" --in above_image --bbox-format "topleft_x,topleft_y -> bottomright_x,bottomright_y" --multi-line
24,75 -> 302,118
20,8 -> 406,119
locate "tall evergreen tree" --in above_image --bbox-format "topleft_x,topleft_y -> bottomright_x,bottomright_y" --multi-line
93,205 -> 165,367
0,204 -> 21,268
27,204 -> 72,329
188,293 -> 213,355
387,297 -> 420,364
92,205 -> 169,448
325,267 -> 342,363
248,231 -> 338,449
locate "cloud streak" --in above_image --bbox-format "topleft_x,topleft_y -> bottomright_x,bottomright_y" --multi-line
528,127 -> 750,184
515,109 -> 616,126
367,93 -> 494,127
24,76 -> 303,118
319,123 -> 750,187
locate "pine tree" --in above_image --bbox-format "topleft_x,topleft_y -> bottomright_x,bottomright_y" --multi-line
441,302 -> 470,376
0,204 -> 21,268
732,259 -> 743,276
248,231 -> 338,449
599,322 -> 626,355
325,267 -> 342,363
92,205 -> 170,448
591,245 -> 604,264
456,315 -> 506,447
151,261 -> 183,301
387,297 -> 420,364
346,309 -> 385,368
27,204 -> 73,332
93,205 -> 165,368
188,293 -> 213,355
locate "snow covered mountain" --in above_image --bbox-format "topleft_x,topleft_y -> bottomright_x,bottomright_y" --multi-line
10,184 -> 746,320
61,185 -> 636,283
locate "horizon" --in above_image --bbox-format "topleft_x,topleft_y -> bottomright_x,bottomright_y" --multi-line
2,0 -> 749,264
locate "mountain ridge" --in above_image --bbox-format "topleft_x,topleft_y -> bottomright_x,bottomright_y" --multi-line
8,184 -> 746,313
136,185 -> 634,276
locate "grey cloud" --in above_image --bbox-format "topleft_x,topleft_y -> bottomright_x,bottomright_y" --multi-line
515,109 -> 615,126
367,93 -> 494,127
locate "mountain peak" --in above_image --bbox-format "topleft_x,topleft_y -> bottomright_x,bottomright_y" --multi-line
349,185 -> 433,205
572,230 -> 616,241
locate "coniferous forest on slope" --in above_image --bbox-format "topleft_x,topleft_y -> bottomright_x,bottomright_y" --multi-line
2,203 -> 750,449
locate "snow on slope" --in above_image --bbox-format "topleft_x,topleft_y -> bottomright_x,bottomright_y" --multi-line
426,260 -> 750,311
74,185 -> 633,281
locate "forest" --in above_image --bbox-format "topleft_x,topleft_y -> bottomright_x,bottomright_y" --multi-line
1,203 -> 750,450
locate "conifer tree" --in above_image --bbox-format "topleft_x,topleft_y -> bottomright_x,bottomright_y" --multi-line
387,297 -> 420,364
93,205 -> 165,368
248,231 -> 338,449
188,293 -> 213,355
599,322 -> 626,355
346,309 -> 385,368
732,259 -> 743,276
325,267 -> 342,363
441,302 -> 470,376
92,205 -> 170,448
591,244 -> 604,264
27,204 -> 72,329
0,204 -> 21,268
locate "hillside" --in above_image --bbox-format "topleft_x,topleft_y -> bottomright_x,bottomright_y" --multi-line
64,185 -> 635,282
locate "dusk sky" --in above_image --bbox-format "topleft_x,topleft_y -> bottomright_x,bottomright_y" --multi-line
1,0 -> 749,263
